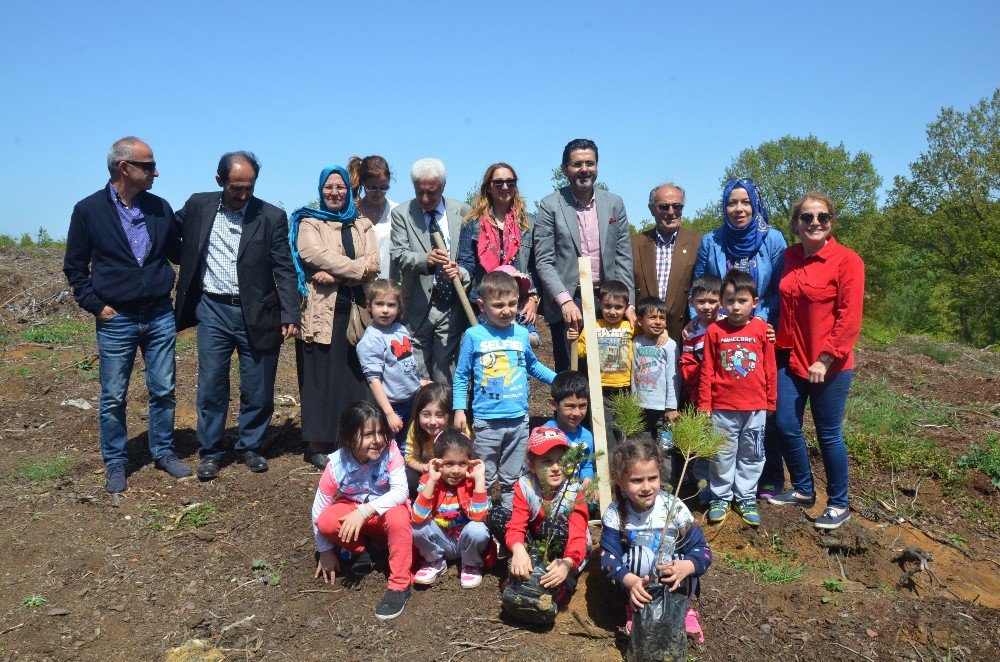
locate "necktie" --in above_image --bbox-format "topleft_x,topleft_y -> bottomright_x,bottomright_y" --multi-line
427,210 -> 454,308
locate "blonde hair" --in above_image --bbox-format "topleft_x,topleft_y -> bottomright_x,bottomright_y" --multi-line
367,279 -> 404,321
464,162 -> 529,232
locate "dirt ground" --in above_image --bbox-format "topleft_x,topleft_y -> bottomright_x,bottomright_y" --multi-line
1,248 -> 998,661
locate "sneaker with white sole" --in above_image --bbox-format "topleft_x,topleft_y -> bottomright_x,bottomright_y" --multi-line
413,559 -> 447,585
460,565 -> 483,588
374,587 -> 411,620
814,507 -> 850,530
767,490 -> 816,507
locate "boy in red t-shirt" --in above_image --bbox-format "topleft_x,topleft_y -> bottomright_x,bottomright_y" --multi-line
698,270 -> 776,527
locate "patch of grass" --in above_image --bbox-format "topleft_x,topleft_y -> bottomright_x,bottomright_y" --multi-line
860,318 -> 901,347
843,379 -> 954,475
21,319 -> 91,345
822,577 -> 844,593
13,457 -> 71,482
957,436 -> 1000,490
21,595 -> 46,608
252,558 -> 286,586
899,336 -> 959,365
7,366 -> 32,378
723,555 -> 804,584
179,503 -> 217,528
175,337 -> 197,352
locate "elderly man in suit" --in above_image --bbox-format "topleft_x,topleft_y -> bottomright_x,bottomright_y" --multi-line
632,183 -> 702,343
174,151 -> 300,480
390,158 -> 471,382
534,138 -> 635,372
64,136 -> 191,493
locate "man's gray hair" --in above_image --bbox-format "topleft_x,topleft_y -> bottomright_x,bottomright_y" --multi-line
410,158 -> 447,184
107,136 -> 142,176
648,182 -> 686,206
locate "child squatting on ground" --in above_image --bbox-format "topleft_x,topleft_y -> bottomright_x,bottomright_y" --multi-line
698,269 -> 776,527
600,437 -> 712,638
311,401 -> 413,620
453,271 -> 556,510
411,429 -> 492,589
403,383 -> 468,498
505,426 -> 592,604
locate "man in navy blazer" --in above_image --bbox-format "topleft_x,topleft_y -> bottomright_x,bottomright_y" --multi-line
64,136 -> 192,494
173,152 -> 300,480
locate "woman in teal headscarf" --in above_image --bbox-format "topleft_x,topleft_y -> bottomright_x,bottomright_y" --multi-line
291,165 -> 381,468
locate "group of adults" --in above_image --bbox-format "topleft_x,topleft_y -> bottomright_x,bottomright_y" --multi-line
64,136 -> 864,528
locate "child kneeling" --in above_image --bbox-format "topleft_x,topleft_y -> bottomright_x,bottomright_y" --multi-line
412,430 -> 491,589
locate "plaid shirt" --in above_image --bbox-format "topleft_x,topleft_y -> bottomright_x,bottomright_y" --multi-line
108,183 -> 150,266
655,230 -> 677,301
202,202 -> 248,296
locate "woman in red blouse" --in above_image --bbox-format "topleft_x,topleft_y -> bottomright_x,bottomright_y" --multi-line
768,192 -> 864,531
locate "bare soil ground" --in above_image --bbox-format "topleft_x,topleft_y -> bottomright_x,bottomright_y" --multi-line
1,248 -> 998,661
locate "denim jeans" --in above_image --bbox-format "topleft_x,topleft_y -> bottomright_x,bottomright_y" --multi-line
774,353 -> 853,509
196,296 -> 279,459
95,302 -> 176,467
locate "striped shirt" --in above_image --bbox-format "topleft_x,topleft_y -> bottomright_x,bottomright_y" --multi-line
655,229 -> 676,301
202,202 -> 247,295
108,183 -> 150,266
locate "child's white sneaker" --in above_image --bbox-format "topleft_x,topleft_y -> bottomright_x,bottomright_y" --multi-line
460,565 -> 483,589
413,559 -> 447,585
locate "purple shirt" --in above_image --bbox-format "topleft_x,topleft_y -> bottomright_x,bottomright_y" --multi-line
108,182 -> 150,266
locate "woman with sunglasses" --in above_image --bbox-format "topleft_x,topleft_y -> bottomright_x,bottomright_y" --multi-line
768,192 -> 864,531
457,163 -> 538,323
348,155 -> 398,280
691,177 -> 787,499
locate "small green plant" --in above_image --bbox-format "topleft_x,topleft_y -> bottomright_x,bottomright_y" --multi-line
252,558 -> 286,585
770,532 -> 798,561
724,556 -> 804,584
608,390 -> 645,438
7,366 -> 32,378
22,595 -> 46,608
822,577 -> 845,593
21,320 -> 91,346
179,503 -> 217,528
135,505 -> 169,531
529,442 -> 602,564
14,457 -> 71,482
947,533 -> 968,545
957,436 -> 1000,490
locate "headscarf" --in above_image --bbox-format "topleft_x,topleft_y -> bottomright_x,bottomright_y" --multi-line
289,165 -> 358,296
721,177 -> 771,283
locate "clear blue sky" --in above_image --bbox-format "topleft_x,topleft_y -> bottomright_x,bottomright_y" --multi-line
1,1 -> 997,238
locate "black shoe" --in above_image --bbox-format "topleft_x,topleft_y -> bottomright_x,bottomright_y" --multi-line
197,456 -> 220,480
304,451 -> 329,469
374,587 -> 411,620
105,464 -> 127,493
241,451 -> 268,473
348,549 -> 374,577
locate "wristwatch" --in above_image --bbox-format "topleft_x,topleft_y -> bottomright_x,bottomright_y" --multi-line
818,353 -> 834,366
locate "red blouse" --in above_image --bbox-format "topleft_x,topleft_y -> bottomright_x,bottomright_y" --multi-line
776,237 -> 865,379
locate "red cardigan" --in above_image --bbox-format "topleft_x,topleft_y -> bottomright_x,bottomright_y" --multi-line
505,479 -> 590,568
698,317 -> 776,412
777,238 -> 865,379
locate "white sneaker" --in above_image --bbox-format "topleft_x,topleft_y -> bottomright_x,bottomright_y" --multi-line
413,559 -> 447,585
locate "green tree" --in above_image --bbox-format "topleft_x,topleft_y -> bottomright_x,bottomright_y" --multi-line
18,232 -> 33,248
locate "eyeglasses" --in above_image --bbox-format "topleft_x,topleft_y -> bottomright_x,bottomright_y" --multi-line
655,203 -> 684,213
568,160 -> 596,169
323,185 -> 348,193
798,212 -> 832,224
124,160 -> 156,174
490,178 -> 517,189
364,184 -> 390,192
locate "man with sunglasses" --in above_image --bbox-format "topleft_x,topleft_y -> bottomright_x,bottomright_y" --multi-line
631,183 -> 702,342
64,137 -> 190,494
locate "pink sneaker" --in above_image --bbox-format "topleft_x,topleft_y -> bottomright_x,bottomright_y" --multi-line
625,602 -> 634,634
685,608 -> 704,643
413,559 -> 447,585
460,565 -> 482,588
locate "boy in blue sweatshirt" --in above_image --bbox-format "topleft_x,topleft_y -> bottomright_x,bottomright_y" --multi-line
454,271 -> 556,508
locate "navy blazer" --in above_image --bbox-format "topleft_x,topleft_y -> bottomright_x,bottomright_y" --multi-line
63,185 -> 180,315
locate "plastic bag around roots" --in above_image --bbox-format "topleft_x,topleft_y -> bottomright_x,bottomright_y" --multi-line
501,565 -> 558,625
626,580 -> 688,662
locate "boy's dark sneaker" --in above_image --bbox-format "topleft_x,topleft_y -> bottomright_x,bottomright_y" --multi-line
374,587 -> 411,620
707,499 -> 728,523
348,549 -> 374,577
814,507 -> 850,530
735,499 -> 762,527
767,490 -> 816,507
105,465 -> 127,493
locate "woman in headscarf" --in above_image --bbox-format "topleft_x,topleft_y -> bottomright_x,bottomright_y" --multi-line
457,162 -> 538,323
692,177 -> 787,498
290,165 -> 380,468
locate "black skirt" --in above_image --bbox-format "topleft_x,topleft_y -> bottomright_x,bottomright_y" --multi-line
296,296 -> 370,448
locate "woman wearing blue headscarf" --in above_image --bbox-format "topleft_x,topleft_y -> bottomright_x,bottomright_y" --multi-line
692,177 -> 787,498
291,166 -> 381,468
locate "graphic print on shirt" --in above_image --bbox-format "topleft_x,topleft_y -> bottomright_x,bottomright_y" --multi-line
717,337 -> 760,379
390,335 -> 412,360
598,327 -> 632,373
633,345 -> 664,393
478,338 -> 526,400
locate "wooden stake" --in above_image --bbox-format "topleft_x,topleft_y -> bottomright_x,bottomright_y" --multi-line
579,258 -> 611,512
430,231 -> 478,327
570,341 -> 579,371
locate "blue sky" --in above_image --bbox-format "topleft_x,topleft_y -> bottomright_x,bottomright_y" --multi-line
1,1 -> 997,238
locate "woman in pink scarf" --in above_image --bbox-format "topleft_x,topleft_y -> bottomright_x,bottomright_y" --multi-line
457,162 -> 538,323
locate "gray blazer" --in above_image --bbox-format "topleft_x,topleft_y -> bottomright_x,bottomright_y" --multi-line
533,186 -> 634,323
389,197 -> 472,322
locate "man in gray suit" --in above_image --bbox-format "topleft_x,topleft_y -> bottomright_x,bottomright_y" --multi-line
534,138 -> 635,372
390,158 -> 472,382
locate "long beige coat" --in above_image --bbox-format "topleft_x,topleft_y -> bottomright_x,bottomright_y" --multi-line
296,217 -> 378,344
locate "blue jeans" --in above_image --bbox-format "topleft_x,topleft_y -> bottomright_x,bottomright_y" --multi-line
774,352 -> 853,509
196,296 -> 280,459
96,302 -> 176,467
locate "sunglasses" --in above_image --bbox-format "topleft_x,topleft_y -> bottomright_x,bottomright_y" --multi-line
364,184 -> 390,192
798,212 -> 832,224
655,203 -> 684,213
491,178 -> 517,189
125,160 -> 156,174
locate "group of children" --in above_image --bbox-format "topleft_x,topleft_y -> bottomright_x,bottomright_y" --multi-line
310,266 -> 776,628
